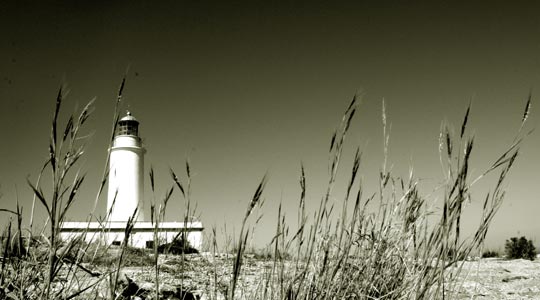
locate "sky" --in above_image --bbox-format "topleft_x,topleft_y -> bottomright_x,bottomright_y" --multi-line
0,1 -> 539,250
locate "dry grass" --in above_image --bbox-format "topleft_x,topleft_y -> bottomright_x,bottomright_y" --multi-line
219,95 -> 531,300
0,84 -> 532,299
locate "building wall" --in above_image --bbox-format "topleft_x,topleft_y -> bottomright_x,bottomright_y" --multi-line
60,229 -> 203,250
60,222 -> 203,250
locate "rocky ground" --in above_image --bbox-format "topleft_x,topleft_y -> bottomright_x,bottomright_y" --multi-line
119,253 -> 282,299
121,254 -> 540,299
56,252 -> 278,300
53,253 -> 540,299
455,258 -> 540,299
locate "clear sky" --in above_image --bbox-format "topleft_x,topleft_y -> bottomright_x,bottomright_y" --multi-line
0,1 -> 538,250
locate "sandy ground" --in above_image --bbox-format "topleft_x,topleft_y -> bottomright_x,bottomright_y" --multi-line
113,254 -> 540,299
455,258 -> 540,299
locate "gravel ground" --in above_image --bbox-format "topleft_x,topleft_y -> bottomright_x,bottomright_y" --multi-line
120,254 -> 540,299
67,253 -> 540,299
454,258 -> 540,299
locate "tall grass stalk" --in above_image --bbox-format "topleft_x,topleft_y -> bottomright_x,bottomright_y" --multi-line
91,77 -> 125,216
111,208 -> 137,300
147,160 -> 195,299
228,174 -> 267,299
25,87 -> 95,299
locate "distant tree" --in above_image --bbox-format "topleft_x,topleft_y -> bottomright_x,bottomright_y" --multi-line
504,236 -> 536,260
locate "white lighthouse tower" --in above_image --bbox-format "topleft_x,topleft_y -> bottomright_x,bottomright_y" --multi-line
107,111 -> 145,222
60,110 -> 203,250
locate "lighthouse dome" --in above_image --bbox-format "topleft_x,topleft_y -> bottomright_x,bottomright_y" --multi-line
120,111 -> 139,123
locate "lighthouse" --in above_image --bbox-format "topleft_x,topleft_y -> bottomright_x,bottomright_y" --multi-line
60,110 -> 204,250
107,112 -> 145,222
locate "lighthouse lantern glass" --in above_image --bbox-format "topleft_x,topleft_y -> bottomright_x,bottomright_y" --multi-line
118,121 -> 139,136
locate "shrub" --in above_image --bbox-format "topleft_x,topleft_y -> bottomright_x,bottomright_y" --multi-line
482,249 -> 499,258
505,236 -> 536,260
157,237 -> 198,255
89,245 -> 154,267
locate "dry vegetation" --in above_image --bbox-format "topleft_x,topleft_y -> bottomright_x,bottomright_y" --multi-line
0,79 -> 533,299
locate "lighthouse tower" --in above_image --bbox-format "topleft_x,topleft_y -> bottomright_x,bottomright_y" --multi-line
61,109 -> 203,250
107,111 -> 145,222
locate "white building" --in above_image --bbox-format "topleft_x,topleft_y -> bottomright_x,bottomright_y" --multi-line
60,112 -> 204,250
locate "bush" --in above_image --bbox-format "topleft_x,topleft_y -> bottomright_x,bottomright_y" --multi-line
157,237 -> 198,255
70,240 -> 154,267
482,249 -> 500,258
505,236 -> 536,260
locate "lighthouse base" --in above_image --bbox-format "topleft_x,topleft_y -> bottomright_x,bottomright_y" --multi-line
60,221 -> 204,250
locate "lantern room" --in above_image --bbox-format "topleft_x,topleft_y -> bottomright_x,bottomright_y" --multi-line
117,111 -> 139,137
